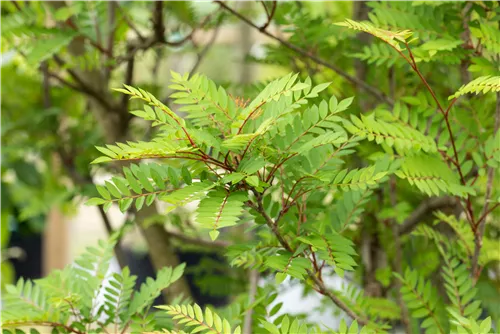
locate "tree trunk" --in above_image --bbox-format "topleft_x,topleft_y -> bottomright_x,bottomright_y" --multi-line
136,204 -> 192,301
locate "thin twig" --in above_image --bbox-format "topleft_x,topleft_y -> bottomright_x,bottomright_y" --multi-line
216,1 -> 393,106
475,203 -> 500,227
116,2 -> 145,41
189,15 -> 223,77
116,10 -> 217,65
260,1 -> 277,31
46,70 -> 84,93
63,16 -> 112,57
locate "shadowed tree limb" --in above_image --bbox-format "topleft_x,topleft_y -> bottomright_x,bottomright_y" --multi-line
398,197 -> 459,236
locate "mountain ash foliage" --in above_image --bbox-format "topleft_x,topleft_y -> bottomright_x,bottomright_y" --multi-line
2,1 -> 500,334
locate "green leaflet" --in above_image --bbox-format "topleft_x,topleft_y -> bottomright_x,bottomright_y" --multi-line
336,18 -> 413,51
395,268 -> 448,334
169,71 -> 236,127
160,181 -> 214,210
293,132 -> 347,155
128,263 -> 185,317
331,190 -> 372,232
114,84 -> 186,127
91,137 -> 197,163
86,163 -> 185,213
158,303 -> 242,334
344,113 -> 437,153
25,31 -> 77,65
196,190 -> 248,240
265,252 -> 311,281
396,154 -> 475,197
3,250 -> 183,334
439,250 -> 482,324
354,42 -> 405,68
260,316 -> 327,334
449,76 -> 500,100
470,19 -> 500,55
102,267 -> 137,329
299,226 -> 358,277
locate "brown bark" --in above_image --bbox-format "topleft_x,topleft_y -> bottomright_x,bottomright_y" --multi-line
136,205 -> 192,301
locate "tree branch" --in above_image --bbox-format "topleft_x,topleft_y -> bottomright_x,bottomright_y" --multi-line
260,1 -> 276,31
153,1 -> 165,42
116,2 -> 145,41
216,1 -> 393,105
62,14 -> 112,57
398,197 -> 458,236
52,55 -> 118,113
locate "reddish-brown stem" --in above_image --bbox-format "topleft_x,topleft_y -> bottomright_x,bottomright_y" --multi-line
399,42 -> 476,229
475,203 -> 500,228
405,43 -> 445,112
237,101 -> 266,135
445,97 -> 458,117
239,136 -> 258,163
266,153 -> 298,183
260,1 -> 277,31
